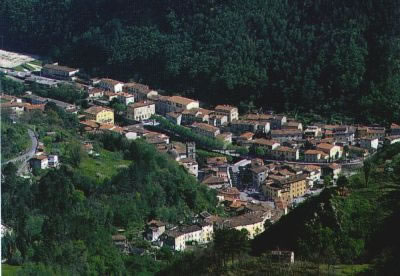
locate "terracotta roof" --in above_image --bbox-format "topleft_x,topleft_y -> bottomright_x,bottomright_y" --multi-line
304,149 -> 324,155
129,101 -> 154,108
123,82 -> 150,92
84,105 -> 113,115
218,187 -> 240,196
274,146 -> 297,153
206,156 -> 228,165
328,163 -> 341,170
201,175 -> 227,185
391,123 -> 400,129
166,111 -> 182,118
191,122 -> 219,133
80,120 -> 99,128
43,63 -> 78,72
168,95 -> 198,106
253,138 -> 279,146
250,165 -> 269,174
317,143 -> 335,150
32,155 -> 48,160
216,211 -> 266,228
240,132 -> 255,139
271,129 -> 302,135
100,78 -> 123,85
215,104 -> 237,112
147,220 -> 166,227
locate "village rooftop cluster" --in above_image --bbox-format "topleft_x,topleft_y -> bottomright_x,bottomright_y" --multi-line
2,61 -> 400,254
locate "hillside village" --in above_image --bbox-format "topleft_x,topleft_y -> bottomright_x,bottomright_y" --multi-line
2,60 -> 400,254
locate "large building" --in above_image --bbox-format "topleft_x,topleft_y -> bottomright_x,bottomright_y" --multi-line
126,101 -> 155,122
41,63 -> 79,80
83,106 -> 114,124
214,105 -> 239,122
271,129 -> 302,143
123,82 -> 158,101
271,146 -> 299,161
98,78 -> 124,92
190,122 -> 220,138
262,174 -> 307,201
316,143 -> 342,159
163,222 -> 213,251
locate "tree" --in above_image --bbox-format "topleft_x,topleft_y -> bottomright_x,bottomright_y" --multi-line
363,159 -> 373,187
68,142 -> 84,168
336,175 -> 349,189
324,176 -> 333,187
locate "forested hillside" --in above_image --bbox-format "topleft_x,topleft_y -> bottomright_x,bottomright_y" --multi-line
252,143 -> 400,275
1,0 -> 400,123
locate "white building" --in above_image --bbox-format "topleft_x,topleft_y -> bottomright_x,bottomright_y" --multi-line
359,137 -> 379,150
126,101 -> 155,121
98,78 -> 124,92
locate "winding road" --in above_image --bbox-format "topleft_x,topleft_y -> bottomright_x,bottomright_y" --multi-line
3,129 -> 38,174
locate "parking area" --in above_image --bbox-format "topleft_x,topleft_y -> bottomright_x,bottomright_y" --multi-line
0,49 -> 39,68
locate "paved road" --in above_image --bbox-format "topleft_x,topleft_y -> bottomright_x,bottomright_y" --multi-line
3,129 -> 37,174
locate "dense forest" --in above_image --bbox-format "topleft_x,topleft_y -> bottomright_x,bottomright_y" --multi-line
1,0 -> 400,123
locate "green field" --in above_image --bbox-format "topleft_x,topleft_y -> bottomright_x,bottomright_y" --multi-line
79,149 -> 132,182
1,264 -> 21,276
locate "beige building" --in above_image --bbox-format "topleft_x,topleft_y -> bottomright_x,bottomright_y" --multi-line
164,222 -> 213,251
316,143 -> 342,159
215,211 -> 270,239
83,106 -> 114,124
190,122 -> 220,137
263,174 -> 307,201
304,149 -> 329,163
271,146 -> 299,161
123,82 -> 158,101
214,105 -> 239,122
126,101 -> 155,121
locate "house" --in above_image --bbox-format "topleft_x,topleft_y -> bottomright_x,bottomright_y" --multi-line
304,126 -> 322,138
123,82 -> 158,101
217,187 -> 241,201
242,114 -> 287,130
209,114 -> 228,127
30,155 -> 48,170
201,175 -> 229,189
359,137 -> 379,150
166,111 -> 182,125
48,155 -> 59,168
214,211 -> 269,239
104,91 -> 119,101
361,127 -> 386,140
304,150 -> 329,163
98,78 -> 124,92
41,63 -> 79,80
214,105 -> 239,122
190,122 -> 220,138
83,106 -> 114,124
262,174 -> 307,201
46,98 -> 77,113
88,88 -> 105,98
126,101 -> 155,122
322,163 -> 342,180
252,138 -> 280,154
146,220 -> 166,242
230,120 -> 258,134
271,146 -> 299,161
271,129 -> 302,143
163,222 -> 213,251
0,102 -> 26,115
250,165 -> 269,188
117,92 -> 135,105
167,96 -> 199,113
238,132 -> 255,143
316,143 -> 342,159
384,135 -> 400,145
282,121 -> 303,131
390,123 -> 400,136
216,132 -> 232,144
111,235 -> 130,254
181,108 -> 212,125
333,126 -> 356,144
179,158 -> 199,178
301,165 -> 322,187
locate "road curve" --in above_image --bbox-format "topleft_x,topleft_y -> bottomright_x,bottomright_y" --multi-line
3,129 -> 38,174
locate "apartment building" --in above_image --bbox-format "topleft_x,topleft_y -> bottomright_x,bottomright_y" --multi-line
126,101 -> 155,122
